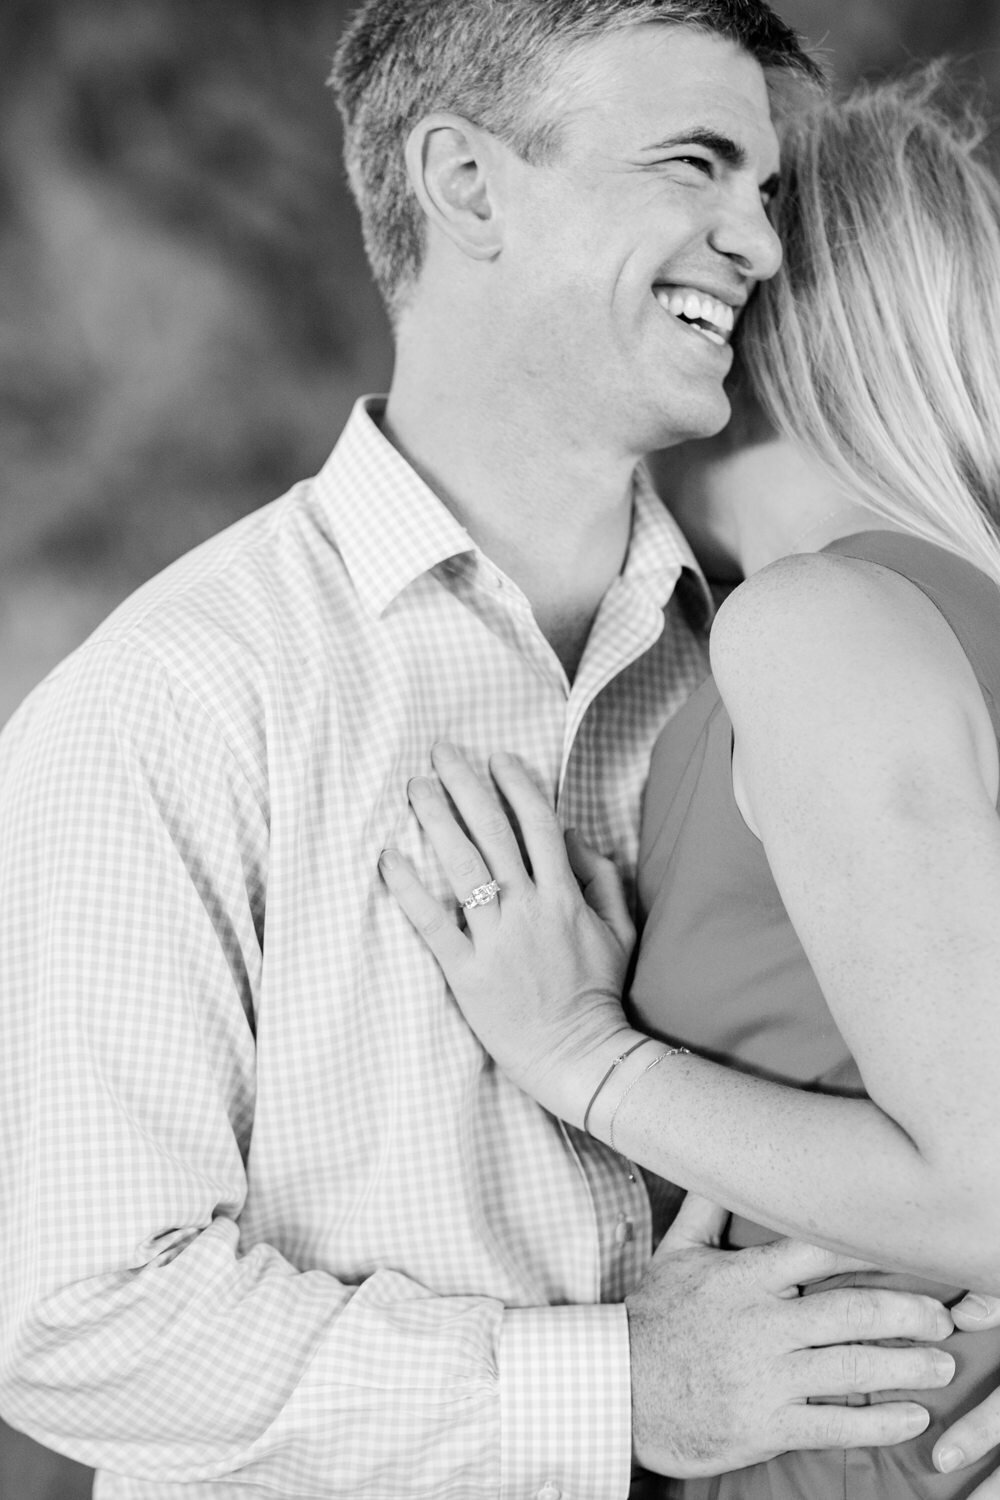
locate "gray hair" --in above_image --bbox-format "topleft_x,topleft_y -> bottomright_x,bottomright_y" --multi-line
741,66 -> 1000,589
329,0 -> 821,319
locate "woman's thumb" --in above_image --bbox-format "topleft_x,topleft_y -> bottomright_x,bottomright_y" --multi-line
565,829 -> 634,945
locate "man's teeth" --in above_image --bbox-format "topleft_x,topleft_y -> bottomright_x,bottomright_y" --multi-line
654,287 -> 735,345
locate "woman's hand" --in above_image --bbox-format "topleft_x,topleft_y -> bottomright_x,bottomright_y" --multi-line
933,1295 -> 1000,1492
379,742 -> 640,1127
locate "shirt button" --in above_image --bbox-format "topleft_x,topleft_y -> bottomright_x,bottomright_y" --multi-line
535,1485 -> 562,1500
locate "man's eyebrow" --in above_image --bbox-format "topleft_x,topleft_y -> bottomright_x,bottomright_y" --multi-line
645,128 -> 781,195
646,128 -> 748,165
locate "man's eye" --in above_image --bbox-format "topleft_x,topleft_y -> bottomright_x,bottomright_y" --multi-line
672,155 -> 713,175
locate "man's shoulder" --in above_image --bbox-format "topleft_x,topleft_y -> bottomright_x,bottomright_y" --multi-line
5,473 -> 357,761
101,476 -> 331,643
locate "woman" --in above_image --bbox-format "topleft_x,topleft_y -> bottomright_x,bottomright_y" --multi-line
380,72 -> 1000,1497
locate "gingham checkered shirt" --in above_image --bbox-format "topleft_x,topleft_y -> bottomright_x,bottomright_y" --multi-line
0,398 -> 709,1499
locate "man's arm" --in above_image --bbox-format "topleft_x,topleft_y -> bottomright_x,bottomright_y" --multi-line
0,640 -> 629,1499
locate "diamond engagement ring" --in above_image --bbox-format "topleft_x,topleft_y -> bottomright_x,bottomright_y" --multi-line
460,880 -> 500,911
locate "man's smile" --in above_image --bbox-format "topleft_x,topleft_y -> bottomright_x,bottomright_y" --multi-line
653,284 -> 738,346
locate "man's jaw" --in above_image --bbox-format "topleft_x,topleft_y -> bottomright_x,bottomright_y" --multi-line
653,284 -> 737,347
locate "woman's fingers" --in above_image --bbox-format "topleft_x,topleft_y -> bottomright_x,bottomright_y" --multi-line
378,848 -> 473,972
934,1384 -> 1000,1485
934,1302 -> 1000,1484
406,773 -> 506,918
661,1192 -> 731,1251
951,1293 -> 1000,1332
426,744 -> 539,891
485,750 -> 575,885
565,829 -> 636,950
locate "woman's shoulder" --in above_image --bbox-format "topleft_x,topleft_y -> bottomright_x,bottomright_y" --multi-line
709,535 -> 998,780
713,533 -> 997,677
709,541 -> 935,682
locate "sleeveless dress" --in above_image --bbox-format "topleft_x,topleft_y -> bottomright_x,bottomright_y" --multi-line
631,532 -> 1000,1500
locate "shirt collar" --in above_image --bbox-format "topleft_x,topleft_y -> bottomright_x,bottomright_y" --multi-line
314,397 -> 477,617
628,463 -> 714,628
315,396 -> 712,626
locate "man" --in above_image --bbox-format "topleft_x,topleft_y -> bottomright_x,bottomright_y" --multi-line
0,2 -> 977,1496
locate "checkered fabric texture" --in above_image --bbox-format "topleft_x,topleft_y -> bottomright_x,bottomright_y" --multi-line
0,400 -> 709,1499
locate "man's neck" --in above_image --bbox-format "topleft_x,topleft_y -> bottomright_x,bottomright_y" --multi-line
383,367 -> 640,674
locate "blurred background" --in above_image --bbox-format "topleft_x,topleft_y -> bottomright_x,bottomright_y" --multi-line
1,0 -> 999,1494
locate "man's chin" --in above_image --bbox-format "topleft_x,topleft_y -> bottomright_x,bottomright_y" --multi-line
647,391 -> 733,452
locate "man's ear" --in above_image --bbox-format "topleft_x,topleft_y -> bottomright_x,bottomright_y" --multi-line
404,113 -> 504,261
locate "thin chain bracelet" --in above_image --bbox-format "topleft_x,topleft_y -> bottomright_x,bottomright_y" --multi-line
609,1046 -> 690,1156
581,1037 -> 655,1136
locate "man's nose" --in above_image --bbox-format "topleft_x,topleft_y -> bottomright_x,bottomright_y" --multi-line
709,189 -> 783,283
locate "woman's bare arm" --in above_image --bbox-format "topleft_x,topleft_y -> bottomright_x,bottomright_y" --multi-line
380,552 -> 1000,1290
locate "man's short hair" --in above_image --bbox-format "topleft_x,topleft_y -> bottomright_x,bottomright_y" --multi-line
329,0 -> 821,319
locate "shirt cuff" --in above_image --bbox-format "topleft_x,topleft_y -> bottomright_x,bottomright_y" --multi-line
498,1303 -> 632,1500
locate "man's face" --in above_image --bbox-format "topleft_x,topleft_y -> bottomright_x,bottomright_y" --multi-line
492,24 -> 783,455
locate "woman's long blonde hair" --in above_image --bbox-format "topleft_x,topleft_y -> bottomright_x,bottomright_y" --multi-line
741,67 -> 1000,589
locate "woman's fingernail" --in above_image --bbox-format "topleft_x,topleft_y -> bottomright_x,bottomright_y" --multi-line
433,741 -> 459,761
936,1447 -> 964,1473
378,849 -> 399,872
961,1295 -> 991,1321
408,776 -> 434,800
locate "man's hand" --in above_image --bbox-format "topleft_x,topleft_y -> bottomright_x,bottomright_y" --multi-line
933,1294 -> 1000,1494
627,1193 -> 956,1479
